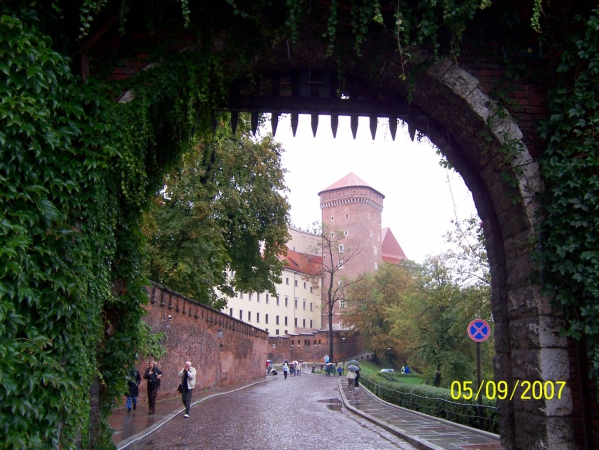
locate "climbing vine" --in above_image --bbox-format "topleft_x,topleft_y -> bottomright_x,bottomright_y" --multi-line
537,8 -> 599,382
2,1 -> 599,448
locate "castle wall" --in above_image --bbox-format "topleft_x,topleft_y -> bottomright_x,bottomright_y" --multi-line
122,283 -> 269,408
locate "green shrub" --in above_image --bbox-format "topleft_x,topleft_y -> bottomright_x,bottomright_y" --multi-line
361,376 -> 498,434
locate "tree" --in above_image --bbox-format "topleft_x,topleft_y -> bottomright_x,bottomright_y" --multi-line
342,262 -> 414,363
387,218 -> 493,386
142,123 -> 290,309
311,224 -> 361,363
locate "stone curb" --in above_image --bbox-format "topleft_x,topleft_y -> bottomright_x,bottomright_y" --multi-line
361,381 -> 500,441
117,378 -> 275,449
338,379 -> 443,450
337,379 -> 500,449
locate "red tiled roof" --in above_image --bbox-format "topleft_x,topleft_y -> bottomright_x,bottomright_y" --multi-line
381,227 -> 408,263
318,172 -> 384,198
279,247 -> 322,276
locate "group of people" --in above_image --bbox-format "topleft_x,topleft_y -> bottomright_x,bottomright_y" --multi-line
124,360 -> 197,418
281,360 -> 303,379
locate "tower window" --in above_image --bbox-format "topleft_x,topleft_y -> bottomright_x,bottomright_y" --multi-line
339,244 -> 344,252
375,263 -> 378,270
370,231 -> 373,237
331,215 -> 334,221
374,246 -> 377,255
344,230 -> 348,236
345,214 -> 349,218
339,260 -> 344,269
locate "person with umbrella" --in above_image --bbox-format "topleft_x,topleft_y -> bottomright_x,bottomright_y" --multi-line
347,365 -> 360,393
346,366 -> 357,393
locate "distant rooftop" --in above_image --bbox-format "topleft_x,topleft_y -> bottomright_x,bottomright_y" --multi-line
381,227 -> 408,263
318,172 -> 385,198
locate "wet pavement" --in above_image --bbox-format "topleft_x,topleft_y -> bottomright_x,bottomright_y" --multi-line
111,372 -> 501,450
121,372 -> 415,449
339,378 -> 501,450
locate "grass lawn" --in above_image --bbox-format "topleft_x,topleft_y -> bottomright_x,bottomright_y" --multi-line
357,361 -> 425,385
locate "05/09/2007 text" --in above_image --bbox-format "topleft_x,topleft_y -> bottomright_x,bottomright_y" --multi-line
450,380 -> 566,401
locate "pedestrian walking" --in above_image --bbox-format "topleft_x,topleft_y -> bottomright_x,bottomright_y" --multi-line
346,370 -> 356,394
297,360 -> 302,376
354,367 -> 361,393
143,361 -> 163,414
282,362 -> 289,379
126,367 -> 141,412
178,361 -> 197,418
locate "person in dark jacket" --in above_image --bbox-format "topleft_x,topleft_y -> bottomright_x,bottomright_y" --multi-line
126,368 -> 141,412
143,361 -> 163,414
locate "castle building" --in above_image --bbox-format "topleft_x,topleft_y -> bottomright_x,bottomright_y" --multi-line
223,172 -> 407,335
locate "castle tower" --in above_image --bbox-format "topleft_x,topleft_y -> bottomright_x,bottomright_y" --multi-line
318,173 -> 385,328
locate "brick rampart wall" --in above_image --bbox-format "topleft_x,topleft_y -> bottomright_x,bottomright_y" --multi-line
123,283 -> 269,408
267,330 -> 362,364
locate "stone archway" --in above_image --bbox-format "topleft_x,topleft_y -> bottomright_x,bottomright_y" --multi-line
218,40 -> 573,448
92,11 -> 590,450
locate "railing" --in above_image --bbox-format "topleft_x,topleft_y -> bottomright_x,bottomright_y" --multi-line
360,376 -> 499,434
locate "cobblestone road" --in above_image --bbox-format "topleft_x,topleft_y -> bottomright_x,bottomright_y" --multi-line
130,373 -> 415,449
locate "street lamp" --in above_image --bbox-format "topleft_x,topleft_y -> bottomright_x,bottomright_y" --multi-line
387,347 -> 391,365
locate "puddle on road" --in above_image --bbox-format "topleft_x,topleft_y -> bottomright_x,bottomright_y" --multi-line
318,398 -> 343,412
317,398 -> 341,404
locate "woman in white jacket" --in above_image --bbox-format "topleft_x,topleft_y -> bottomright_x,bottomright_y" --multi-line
178,361 -> 197,418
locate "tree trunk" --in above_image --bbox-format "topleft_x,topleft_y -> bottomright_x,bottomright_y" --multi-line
328,298 -> 334,362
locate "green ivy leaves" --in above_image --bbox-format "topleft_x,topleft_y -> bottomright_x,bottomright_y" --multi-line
538,8 -> 599,383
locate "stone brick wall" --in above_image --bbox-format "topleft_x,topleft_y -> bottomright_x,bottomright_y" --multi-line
125,283 -> 269,408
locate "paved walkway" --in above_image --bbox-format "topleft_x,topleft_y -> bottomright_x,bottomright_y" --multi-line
338,378 -> 501,450
109,378 -> 277,449
110,373 -> 501,449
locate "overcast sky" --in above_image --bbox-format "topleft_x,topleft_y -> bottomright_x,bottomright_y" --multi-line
259,114 -> 479,264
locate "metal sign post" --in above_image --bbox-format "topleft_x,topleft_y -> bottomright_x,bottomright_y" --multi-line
468,319 -> 490,429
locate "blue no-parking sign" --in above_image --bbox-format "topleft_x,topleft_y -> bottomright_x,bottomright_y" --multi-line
468,319 -> 490,342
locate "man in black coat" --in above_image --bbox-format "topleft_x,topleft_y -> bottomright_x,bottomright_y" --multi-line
126,368 -> 141,412
143,361 -> 163,414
